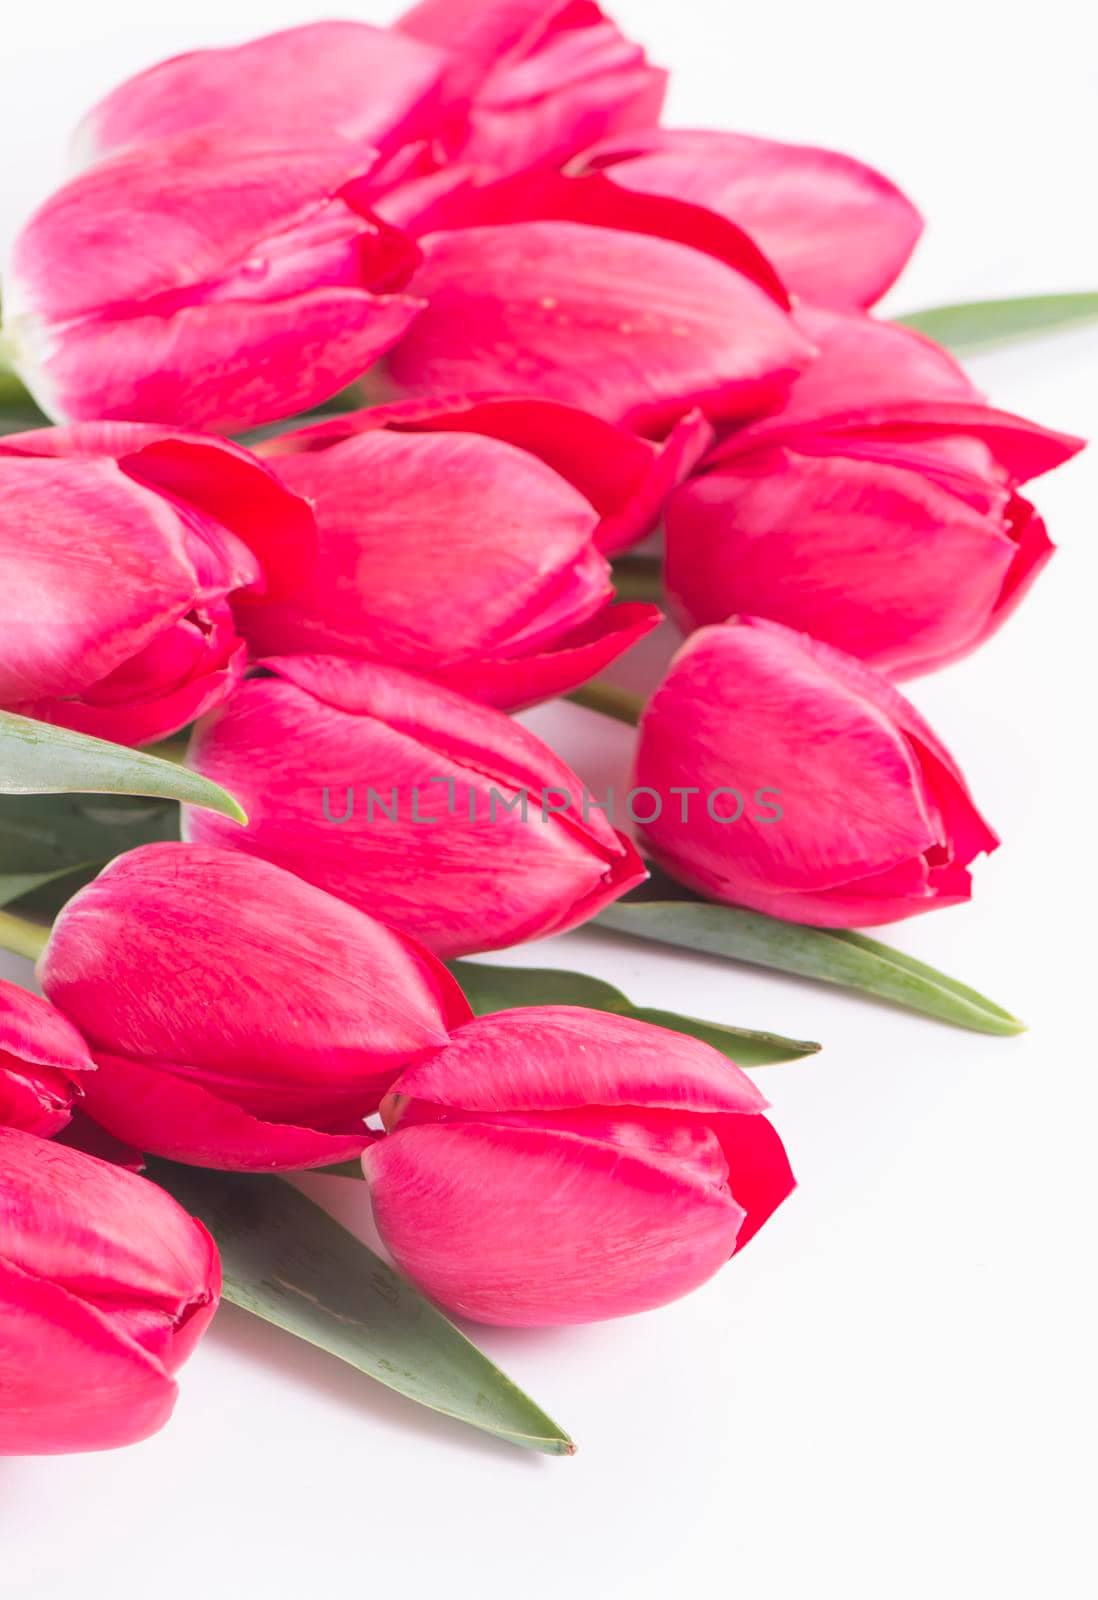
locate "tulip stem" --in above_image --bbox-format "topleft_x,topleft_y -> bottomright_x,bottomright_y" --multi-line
611,555 -> 663,604
0,910 -> 50,963
566,679 -> 645,725
0,335 -> 29,407
140,736 -> 189,766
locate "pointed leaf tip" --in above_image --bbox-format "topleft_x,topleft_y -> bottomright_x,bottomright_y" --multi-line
0,709 -> 247,821
146,1161 -> 575,1456
449,959 -> 820,1065
594,897 -> 1024,1036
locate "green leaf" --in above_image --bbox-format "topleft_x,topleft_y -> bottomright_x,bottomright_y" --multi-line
594,900 -> 1024,1035
896,291 -> 1098,354
450,958 -> 820,1066
147,1160 -> 575,1456
0,792 -> 180,875
0,865 -> 88,909
0,358 -> 48,431
0,710 -> 245,822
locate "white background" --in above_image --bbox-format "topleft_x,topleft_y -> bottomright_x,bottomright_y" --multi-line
2,3 -> 1097,1595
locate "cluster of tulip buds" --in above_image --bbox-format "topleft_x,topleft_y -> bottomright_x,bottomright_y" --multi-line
0,0 -> 1084,1457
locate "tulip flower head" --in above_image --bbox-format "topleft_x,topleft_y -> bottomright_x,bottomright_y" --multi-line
397,0 -> 668,177
633,616 -> 999,926
666,310 -> 1085,678
77,5 -> 667,191
365,1006 -> 794,1325
184,657 -> 647,958
3,137 -> 425,432
40,843 -> 471,1169
75,20 -> 451,164
0,1127 -> 220,1454
0,979 -> 95,1136
246,395 -> 686,706
0,422 -> 315,744
380,170 -> 814,432
570,128 -> 924,310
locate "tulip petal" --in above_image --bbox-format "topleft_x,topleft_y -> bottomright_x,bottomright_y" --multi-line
76,21 -> 450,164
400,0 -> 667,175
1,423 -> 317,601
241,426 -> 602,667
433,600 -> 662,709
0,1126 -> 219,1323
259,395 -> 712,557
712,1110 -> 797,1250
666,444 -> 1027,678
385,220 -> 812,432
400,0 -> 593,77
723,855 -> 974,928
14,639 -> 247,749
461,37 -> 666,176
0,1256 -> 179,1454
593,407 -> 713,556
574,129 -> 923,309
831,404 -> 1085,485
389,1005 -> 769,1114
0,979 -> 96,1136
636,620 -> 950,897
365,1120 -> 744,1324
758,618 -> 999,867
723,310 -> 1086,484
421,167 -> 789,303
0,1127 -> 218,1452
634,617 -> 998,924
5,137 -> 427,431
185,664 -> 646,956
723,306 -> 979,454
8,138 -> 386,328
0,979 -> 95,1075
0,456 -> 219,703
248,418 -> 661,707
41,842 -> 467,1123
22,286 -> 424,434
78,1053 -> 375,1172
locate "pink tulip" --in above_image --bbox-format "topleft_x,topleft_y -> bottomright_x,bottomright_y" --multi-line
570,129 -> 923,309
260,394 -> 712,557
0,1126 -> 219,1454
0,422 -> 314,744
246,397 -> 684,706
40,843 -> 471,1169
75,6 -> 664,192
666,309 -> 1085,678
397,0 -> 667,176
364,1005 -> 794,1325
183,656 -> 646,958
0,979 -> 95,1137
3,137 -> 425,432
75,21 -> 450,165
633,616 -> 999,926
381,169 -> 814,432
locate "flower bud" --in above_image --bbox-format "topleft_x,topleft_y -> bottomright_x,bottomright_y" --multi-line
40,843 -> 470,1169
184,657 -> 646,957
364,1005 -> 794,1325
0,1127 -> 219,1454
633,616 -> 998,925
0,978 -> 95,1136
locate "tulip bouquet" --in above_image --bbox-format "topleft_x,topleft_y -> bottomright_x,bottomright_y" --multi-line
0,1 -> 1092,1459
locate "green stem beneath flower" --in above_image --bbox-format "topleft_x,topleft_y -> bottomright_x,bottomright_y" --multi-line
0,909 -> 50,962
565,679 -> 645,725
140,737 -> 190,766
611,555 -> 663,604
